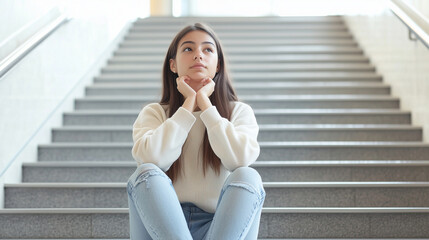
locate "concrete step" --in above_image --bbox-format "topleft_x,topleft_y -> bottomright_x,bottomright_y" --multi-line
254,109 -> 410,124
124,31 -> 354,40
52,124 -> 421,142
263,182 -> 429,207
129,24 -> 349,32
119,39 -> 359,47
6,182 -> 429,208
108,54 -> 370,64
85,82 -> 390,96
1,239 -> 425,240
114,46 -> 362,55
95,72 -> 382,83
130,28 -> 350,36
1,208 -> 429,238
257,124 -> 421,141
37,141 -> 429,161
74,95 -> 400,110
22,160 -> 429,183
134,16 -> 345,24
131,18 -> 345,25
101,63 -> 376,73
63,109 -> 411,126
258,141 -> 429,160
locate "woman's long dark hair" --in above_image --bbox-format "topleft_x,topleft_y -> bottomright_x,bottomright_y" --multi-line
160,23 -> 238,183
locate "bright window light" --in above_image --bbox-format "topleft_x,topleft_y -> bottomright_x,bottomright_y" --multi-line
173,0 -> 181,17
272,0 -> 389,16
176,0 -> 390,17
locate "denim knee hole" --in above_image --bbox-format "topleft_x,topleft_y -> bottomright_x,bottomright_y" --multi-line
128,166 -> 171,192
228,181 -> 265,205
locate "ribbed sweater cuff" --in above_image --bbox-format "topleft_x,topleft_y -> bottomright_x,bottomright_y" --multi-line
171,107 -> 196,132
200,106 -> 222,129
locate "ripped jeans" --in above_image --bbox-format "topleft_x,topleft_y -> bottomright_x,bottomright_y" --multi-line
126,163 -> 266,240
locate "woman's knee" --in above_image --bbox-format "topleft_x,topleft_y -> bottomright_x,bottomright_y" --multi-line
230,167 -> 262,183
136,162 -> 162,175
227,167 -> 265,198
127,163 -> 169,190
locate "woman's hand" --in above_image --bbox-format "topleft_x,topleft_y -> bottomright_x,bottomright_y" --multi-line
177,76 -> 197,112
196,78 -> 215,111
176,75 -> 196,99
196,78 -> 215,98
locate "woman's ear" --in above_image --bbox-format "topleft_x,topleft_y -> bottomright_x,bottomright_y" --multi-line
216,63 -> 220,73
169,59 -> 177,73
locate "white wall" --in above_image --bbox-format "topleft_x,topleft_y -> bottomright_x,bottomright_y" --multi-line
0,0 -> 149,208
184,0 -> 388,16
345,0 -> 429,142
0,0 -> 57,41
406,0 -> 429,18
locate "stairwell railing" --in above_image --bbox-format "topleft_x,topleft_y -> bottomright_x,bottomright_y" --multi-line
390,0 -> 429,49
0,7 -> 68,78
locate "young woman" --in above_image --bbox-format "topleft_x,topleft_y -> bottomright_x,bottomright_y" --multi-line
127,22 -> 265,240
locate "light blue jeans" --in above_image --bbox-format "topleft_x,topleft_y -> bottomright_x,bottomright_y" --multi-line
127,163 -> 266,240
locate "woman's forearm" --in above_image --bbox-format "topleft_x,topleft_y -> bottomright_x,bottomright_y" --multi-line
197,94 -> 212,112
182,95 -> 197,112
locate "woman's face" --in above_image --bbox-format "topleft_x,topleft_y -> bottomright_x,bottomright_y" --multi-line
170,30 -> 219,81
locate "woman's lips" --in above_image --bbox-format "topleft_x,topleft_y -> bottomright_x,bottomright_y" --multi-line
191,64 -> 205,68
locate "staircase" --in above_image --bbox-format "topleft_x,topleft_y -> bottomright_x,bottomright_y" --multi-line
2,16 -> 429,239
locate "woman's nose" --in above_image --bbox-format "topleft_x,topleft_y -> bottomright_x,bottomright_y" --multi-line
194,51 -> 202,60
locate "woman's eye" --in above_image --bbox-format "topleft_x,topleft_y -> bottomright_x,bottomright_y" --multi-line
184,47 -> 192,52
205,48 -> 213,53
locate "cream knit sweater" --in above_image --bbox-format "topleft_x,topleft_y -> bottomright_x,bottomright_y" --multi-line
131,101 -> 260,213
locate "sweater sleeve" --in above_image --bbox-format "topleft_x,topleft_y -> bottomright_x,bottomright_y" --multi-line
131,103 -> 196,171
199,102 -> 260,171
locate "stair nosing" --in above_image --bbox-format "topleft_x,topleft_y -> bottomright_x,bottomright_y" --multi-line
96,72 -> 382,77
38,141 -> 429,148
258,141 -> 429,147
87,83 -> 389,88
22,160 -> 429,168
7,182 -> 429,188
52,124 -> 421,131
76,95 -> 399,101
65,109 -> 411,115
2,207 -> 429,214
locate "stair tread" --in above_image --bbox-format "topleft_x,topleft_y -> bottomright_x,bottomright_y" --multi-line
66,109 -> 409,114
131,24 -> 348,30
22,160 -> 429,167
7,182 -> 429,188
103,63 -> 374,68
254,109 -> 407,114
117,46 -> 359,52
53,124 -> 420,131
77,95 -> 399,101
97,71 -> 381,78
125,32 -> 354,39
135,16 -> 343,22
1,239 -> 426,240
110,54 -> 368,61
88,82 -> 388,88
38,141 -> 429,147
2,207 -> 429,214
121,41 -> 358,46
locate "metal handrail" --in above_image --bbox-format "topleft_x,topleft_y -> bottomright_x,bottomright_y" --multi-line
0,11 -> 68,78
390,0 -> 429,49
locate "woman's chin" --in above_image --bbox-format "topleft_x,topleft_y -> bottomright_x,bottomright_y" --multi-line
188,73 -> 208,81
